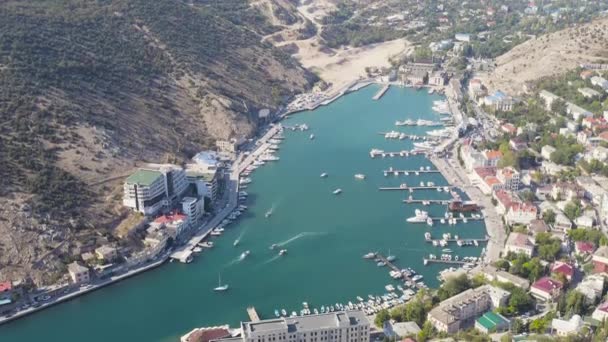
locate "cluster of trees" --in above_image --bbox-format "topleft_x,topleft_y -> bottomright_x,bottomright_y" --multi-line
320,23 -> 404,48
563,201 -> 583,221
579,159 -> 608,177
494,282 -> 534,316
496,253 -> 545,282
386,289 -> 434,327
535,232 -> 563,261
568,228 -> 608,247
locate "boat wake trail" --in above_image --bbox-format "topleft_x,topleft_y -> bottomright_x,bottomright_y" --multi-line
276,232 -> 327,247
261,255 -> 282,265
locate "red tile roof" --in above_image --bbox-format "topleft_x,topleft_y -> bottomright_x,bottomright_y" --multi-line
494,189 -> 513,207
154,213 -> 187,224
474,167 -> 497,178
485,176 -> 501,186
597,301 -> 608,313
551,261 -> 574,278
509,202 -> 537,214
0,281 -> 11,292
575,241 -> 595,254
501,123 -> 517,133
485,150 -> 503,160
532,277 -> 563,293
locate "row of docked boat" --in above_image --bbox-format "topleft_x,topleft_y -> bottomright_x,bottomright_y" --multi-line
395,119 -> 442,127
432,100 -> 450,115
369,148 -> 429,158
383,131 -> 433,140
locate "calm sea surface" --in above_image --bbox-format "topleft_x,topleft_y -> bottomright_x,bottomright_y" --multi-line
0,85 -> 486,342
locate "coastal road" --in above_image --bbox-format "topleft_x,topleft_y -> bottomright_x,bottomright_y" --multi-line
430,146 -> 505,263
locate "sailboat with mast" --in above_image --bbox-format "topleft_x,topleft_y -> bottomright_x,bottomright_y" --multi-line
214,274 -> 229,292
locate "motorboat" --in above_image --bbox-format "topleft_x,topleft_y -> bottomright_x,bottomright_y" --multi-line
363,252 -> 376,259
426,217 -> 433,226
424,232 -> 432,240
239,250 -> 250,260
281,309 -> 287,316
233,239 -> 240,247
310,134 -> 315,140
279,249 -> 288,256
320,172 -> 328,178
386,249 -> 396,262
333,189 -> 342,195
377,261 -> 386,267
406,209 -> 429,223
354,174 -> 366,180
265,210 -> 272,218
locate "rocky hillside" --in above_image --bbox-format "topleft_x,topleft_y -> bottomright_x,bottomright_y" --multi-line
478,17 -> 608,94
0,0 -> 315,284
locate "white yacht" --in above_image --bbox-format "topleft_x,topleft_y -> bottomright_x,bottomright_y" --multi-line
239,250 -> 250,260
426,217 -> 434,226
214,274 -> 229,292
279,249 -> 288,256
363,252 -> 376,259
333,189 -> 342,195
310,134 -> 315,140
320,172 -> 328,178
406,209 -> 429,223
354,174 -> 366,180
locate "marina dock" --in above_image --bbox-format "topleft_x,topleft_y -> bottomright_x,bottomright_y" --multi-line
425,237 -> 489,244
384,169 -> 440,175
402,199 -> 451,204
379,186 -> 456,191
372,85 -> 390,100
247,306 -> 260,322
374,254 -> 424,290
377,132 -> 438,140
369,150 -> 426,158
423,258 -> 467,265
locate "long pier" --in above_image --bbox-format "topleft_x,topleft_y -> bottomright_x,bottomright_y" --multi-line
423,259 -> 467,265
247,306 -> 260,322
409,216 -> 484,223
379,186 -> 456,191
373,85 -> 390,100
425,237 -> 489,244
402,199 -> 451,204
375,253 -> 424,290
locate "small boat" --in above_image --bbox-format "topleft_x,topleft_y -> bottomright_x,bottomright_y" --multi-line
281,309 -> 287,316
426,217 -> 433,226
386,249 -> 396,262
377,261 -> 386,267
239,250 -> 250,260
356,296 -> 364,302
310,134 -> 315,140
269,244 -> 278,250
265,210 -> 272,218
354,174 -> 366,180
279,249 -> 287,256
233,239 -> 240,247
214,274 -> 229,292
314,308 -> 319,315
291,311 -> 297,317
333,189 -> 342,195
442,249 -> 452,253
275,310 -> 280,317
363,252 -> 376,259
320,172 -> 328,178
193,247 -> 203,253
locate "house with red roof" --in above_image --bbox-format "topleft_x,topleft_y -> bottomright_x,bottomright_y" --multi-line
506,202 -> 537,226
493,189 -> 514,215
0,281 -> 12,294
551,261 -> 574,281
152,212 -> 189,239
497,167 -> 520,191
482,150 -> 503,167
575,241 -> 596,256
530,277 -> 563,301
181,325 -> 231,342
592,246 -> 608,273
501,123 -> 517,135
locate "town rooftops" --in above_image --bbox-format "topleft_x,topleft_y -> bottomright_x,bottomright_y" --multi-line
126,169 -> 162,186
474,167 -> 497,178
494,189 -> 514,207
0,281 -> 12,292
528,219 -> 549,234
509,202 -> 537,214
532,277 -> 563,293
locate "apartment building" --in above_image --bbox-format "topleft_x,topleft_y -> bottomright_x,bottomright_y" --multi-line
427,285 -> 509,334
123,164 -> 189,215
67,262 -> 90,284
232,311 -> 370,342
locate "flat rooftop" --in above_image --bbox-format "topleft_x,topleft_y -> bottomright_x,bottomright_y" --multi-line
243,311 -> 368,336
126,169 -> 162,186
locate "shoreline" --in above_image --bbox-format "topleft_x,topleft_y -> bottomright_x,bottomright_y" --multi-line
0,81 -> 487,329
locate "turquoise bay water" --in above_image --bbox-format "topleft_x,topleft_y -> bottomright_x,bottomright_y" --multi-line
0,85 -> 486,342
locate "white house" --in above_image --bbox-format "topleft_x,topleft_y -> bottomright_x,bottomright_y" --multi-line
539,90 -> 561,111
576,275 -> 604,304
506,203 -> 538,226
505,232 -> 535,256
541,145 -> 556,160
551,315 -> 584,337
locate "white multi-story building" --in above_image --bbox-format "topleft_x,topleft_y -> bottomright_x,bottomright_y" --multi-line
234,311 -> 370,342
539,90 -> 561,111
496,167 -> 520,191
182,196 -> 204,223
123,164 -> 189,215
427,285 -> 509,334
67,262 -> 90,284
186,164 -> 221,202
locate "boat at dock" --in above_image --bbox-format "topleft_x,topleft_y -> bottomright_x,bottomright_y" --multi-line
363,252 -> 376,259
406,209 -> 429,223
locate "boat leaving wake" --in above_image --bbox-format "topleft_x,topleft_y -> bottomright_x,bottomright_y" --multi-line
275,232 -> 327,247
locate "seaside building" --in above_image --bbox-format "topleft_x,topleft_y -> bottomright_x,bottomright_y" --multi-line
226,311 -> 370,342
475,311 -> 510,334
186,164 -> 221,202
216,138 -> 242,156
67,262 -> 90,284
427,285 -> 509,334
182,196 -> 204,224
151,212 -> 189,239
192,151 -> 222,173
428,72 -> 447,86
481,265 -> 530,289
481,91 -> 514,111
505,202 -> 537,226
496,167 -> 520,191
482,150 -> 502,167
406,70 -> 428,85
123,164 -> 189,215
95,245 -> 118,261
180,325 -> 232,342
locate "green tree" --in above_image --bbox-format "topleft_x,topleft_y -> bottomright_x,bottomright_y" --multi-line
375,309 -> 390,327
417,321 -> 435,342
523,258 -> 544,281
564,201 -> 582,220
511,318 -> 526,334
437,274 -> 472,301
529,318 -> 547,334
563,290 -> 587,316
543,209 -> 556,225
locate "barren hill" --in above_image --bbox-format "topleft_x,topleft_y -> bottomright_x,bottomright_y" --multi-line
0,0 -> 315,284
479,17 -> 608,94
